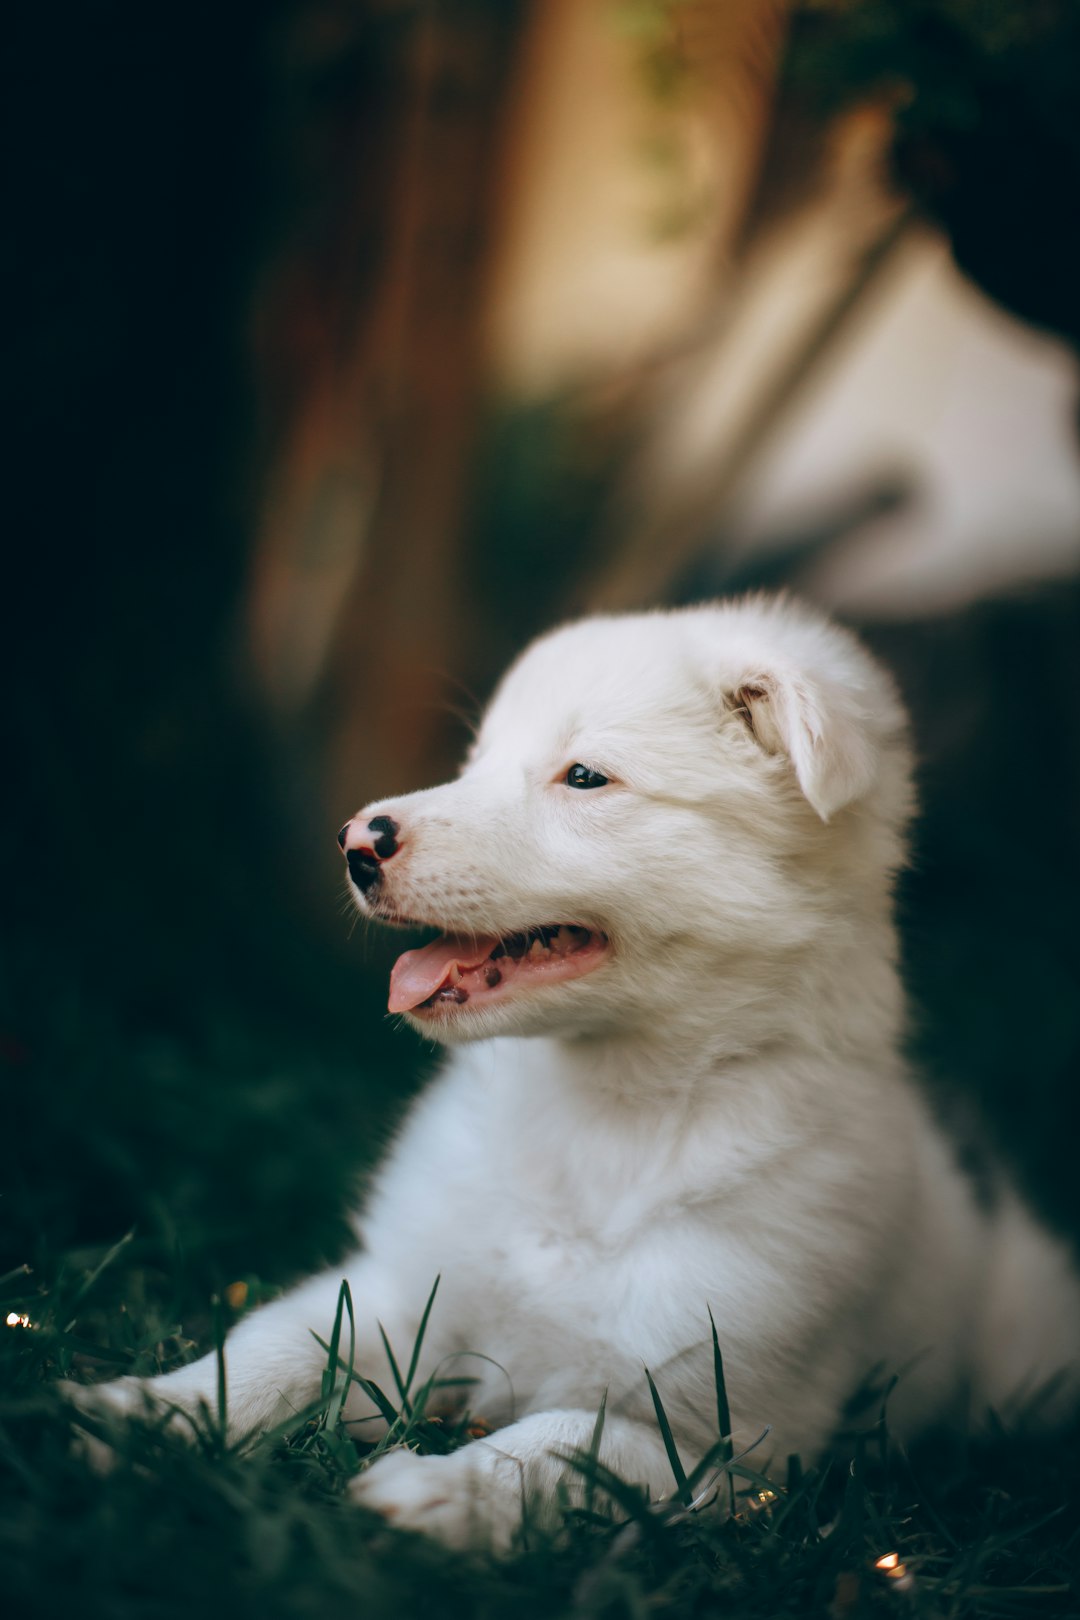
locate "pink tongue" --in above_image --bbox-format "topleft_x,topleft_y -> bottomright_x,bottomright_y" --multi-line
388,933 -> 501,1013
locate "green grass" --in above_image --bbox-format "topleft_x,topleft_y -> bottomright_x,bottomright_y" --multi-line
6,1210 -> 1080,1617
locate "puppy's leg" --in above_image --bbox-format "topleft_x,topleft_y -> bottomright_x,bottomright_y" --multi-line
350,1407 -> 690,1552
65,1257 -> 431,1452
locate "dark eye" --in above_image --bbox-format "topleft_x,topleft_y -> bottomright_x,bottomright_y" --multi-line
566,764 -> 609,790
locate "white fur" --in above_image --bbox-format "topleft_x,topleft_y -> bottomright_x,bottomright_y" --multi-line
71,596 -> 1080,1549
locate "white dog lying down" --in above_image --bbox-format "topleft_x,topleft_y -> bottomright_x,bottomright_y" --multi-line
73,596 -> 1080,1547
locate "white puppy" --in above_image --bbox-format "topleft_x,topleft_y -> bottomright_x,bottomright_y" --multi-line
74,596 -> 1080,1548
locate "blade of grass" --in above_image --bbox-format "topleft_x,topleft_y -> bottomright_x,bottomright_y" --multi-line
684,1423 -> 775,1497
310,1330 -> 400,1427
707,1305 -> 736,1516
63,1228 -> 136,1324
403,1274 -> 440,1399
837,1434 -> 866,1551
243,1394 -> 341,1455
559,1450 -> 661,1537
347,1373 -> 400,1431
767,1452 -> 815,1541
321,1281 -> 347,1404
212,1292 -> 228,1441
644,1366 -> 691,1505
584,1389 -> 608,1516
408,1349 -> 511,1432
377,1320 -> 409,1414
324,1280 -> 356,1433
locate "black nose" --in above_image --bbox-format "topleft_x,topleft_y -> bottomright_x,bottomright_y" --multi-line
366,815 -> 400,859
346,847 -> 382,894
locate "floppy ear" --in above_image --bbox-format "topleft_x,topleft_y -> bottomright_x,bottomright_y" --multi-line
732,670 -> 877,822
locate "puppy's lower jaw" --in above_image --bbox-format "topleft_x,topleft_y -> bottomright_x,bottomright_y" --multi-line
388,925 -> 610,1018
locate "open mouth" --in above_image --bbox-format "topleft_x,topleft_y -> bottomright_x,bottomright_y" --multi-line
388,924 -> 610,1016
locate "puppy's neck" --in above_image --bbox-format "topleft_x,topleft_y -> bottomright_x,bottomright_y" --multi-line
546,908 -> 906,1110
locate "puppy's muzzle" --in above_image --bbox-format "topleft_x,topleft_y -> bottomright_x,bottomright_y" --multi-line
339,815 -> 400,896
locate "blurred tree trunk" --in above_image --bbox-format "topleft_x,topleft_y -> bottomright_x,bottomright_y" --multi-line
322,6 -> 530,810
250,0 -> 528,857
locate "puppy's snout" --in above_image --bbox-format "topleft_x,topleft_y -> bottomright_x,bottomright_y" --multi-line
338,814 -> 401,895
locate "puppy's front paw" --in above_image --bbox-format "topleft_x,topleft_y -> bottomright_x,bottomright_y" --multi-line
62,1375 -> 201,1471
60,1376 -> 147,1473
349,1444 -> 524,1552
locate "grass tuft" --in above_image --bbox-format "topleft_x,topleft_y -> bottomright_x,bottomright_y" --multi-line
5,1237 -> 1080,1617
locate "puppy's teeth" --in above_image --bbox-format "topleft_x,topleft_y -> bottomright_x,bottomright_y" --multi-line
529,939 -> 545,959
485,967 -> 502,988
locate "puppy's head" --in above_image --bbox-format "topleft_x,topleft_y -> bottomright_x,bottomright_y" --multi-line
340,596 -> 913,1044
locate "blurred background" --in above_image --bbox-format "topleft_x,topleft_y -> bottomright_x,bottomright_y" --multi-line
5,0 -> 1080,1306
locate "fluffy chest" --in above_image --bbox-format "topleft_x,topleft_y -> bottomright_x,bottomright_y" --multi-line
430,1181 -> 726,1417
376,1099 -> 754,1357
366,1042 -> 852,1384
